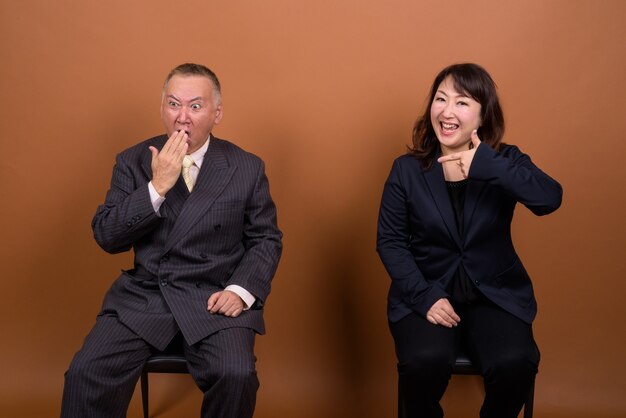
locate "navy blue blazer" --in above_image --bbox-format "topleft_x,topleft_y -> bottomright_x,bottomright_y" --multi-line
376,143 -> 562,324
92,135 -> 282,350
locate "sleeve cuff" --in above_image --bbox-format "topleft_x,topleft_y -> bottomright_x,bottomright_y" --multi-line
148,181 -> 166,215
225,285 -> 256,310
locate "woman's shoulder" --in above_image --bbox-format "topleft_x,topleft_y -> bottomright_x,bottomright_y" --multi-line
498,142 -> 523,156
392,152 -> 422,167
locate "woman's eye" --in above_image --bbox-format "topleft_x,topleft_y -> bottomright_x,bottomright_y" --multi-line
458,101 -> 468,106
434,97 -> 445,102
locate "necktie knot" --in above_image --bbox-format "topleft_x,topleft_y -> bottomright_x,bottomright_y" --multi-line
181,155 -> 196,191
182,155 -> 195,169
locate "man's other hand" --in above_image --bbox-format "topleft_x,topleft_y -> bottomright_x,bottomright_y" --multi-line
207,290 -> 245,317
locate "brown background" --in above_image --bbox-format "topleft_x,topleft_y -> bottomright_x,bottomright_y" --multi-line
1,1 -> 625,417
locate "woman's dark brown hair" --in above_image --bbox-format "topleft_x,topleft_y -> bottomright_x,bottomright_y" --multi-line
410,63 -> 505,169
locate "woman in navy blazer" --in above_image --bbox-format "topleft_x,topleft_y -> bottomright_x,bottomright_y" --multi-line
376,63 -> 562,418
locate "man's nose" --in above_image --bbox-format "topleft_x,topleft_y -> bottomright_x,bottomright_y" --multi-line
177,107 -> 190,123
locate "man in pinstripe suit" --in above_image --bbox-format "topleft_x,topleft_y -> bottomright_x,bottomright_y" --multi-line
61,63 -> 282,418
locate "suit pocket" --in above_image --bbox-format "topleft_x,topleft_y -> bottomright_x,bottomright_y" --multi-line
494,258 -> 534,307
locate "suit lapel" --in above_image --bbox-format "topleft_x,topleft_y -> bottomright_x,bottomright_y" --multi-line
422,160 -> 463,250
163,138 -> 237,254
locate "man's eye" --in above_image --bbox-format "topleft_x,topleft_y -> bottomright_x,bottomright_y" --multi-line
169,101 -> 180,107
191,103 -> 201,110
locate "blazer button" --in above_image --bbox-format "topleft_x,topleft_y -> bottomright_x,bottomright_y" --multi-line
160,279 -> 168,287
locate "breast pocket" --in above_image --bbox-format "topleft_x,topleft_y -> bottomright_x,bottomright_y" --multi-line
211,199 -> 245,212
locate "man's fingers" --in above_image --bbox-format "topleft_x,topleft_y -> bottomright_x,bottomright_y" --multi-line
149,146 -> 158,160
208,291 -> 244,317
207,292 -> 221,311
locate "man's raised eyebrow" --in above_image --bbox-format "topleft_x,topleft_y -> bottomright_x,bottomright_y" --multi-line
166,95 -> 204,102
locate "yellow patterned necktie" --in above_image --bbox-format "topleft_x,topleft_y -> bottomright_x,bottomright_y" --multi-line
181,155 -> 195,192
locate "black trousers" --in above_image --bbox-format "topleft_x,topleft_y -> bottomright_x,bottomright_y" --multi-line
61,313 -> 258,418
389,298 -> 539,418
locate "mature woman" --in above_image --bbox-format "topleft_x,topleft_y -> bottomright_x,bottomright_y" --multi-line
376,63 -> 562,418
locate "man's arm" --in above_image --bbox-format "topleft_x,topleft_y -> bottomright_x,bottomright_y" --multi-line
92,132 -> 189,253
208,159 -> 282,315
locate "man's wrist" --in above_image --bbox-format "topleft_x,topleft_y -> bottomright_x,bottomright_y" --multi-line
225,285 -> 255,310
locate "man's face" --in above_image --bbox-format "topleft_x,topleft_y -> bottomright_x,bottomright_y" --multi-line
160,74 -> 223,154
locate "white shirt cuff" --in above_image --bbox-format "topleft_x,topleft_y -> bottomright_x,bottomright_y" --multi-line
148,181 -> 166,215
225,285 -> 256,310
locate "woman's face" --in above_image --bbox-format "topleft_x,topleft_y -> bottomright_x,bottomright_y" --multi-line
430,76 -> 482,155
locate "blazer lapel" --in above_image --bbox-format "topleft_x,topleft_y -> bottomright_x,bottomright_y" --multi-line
422,161 -> 463,250
162,138 -> 237,254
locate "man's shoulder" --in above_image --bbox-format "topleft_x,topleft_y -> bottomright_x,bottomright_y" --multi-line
211,136 -> 264,164
116,135 -> 167,160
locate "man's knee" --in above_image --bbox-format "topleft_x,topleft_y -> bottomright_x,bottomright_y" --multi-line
64,349 -> 97,385
197,358 -> 258,392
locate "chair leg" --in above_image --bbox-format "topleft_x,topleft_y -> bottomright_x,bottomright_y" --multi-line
141,371 -> 149,418
524,377 -> 535,418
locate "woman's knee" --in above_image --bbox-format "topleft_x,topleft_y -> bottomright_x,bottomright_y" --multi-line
483,349 -> 538,383
397,348 -> 453,378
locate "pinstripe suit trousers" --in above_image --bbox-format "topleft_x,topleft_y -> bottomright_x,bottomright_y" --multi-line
61,313 -> 258,418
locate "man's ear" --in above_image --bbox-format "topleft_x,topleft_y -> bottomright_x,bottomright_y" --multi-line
214,104 -> 223,124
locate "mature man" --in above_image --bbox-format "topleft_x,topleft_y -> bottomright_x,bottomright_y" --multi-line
61,63 -> 282,418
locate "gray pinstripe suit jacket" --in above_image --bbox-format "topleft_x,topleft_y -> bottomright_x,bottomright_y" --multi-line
92,134 -> 282,351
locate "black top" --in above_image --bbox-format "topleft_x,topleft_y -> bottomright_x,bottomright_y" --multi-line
445,179 -> 480,304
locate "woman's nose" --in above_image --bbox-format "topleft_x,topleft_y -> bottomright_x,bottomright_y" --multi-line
442,102 -> 454,118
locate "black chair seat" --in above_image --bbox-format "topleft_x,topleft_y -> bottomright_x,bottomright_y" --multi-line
143,353 -> 188,374
451,351 -> 478,375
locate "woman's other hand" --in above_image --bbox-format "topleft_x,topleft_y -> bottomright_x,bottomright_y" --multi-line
426,298 -> 461,328
437,129 -> 481,179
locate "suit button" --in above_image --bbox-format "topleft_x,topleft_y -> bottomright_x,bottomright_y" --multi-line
200,253 -> 208,259
474,280 -> 480,286
161,253 -> 169,262
160,279 -> 168,287
126,221 -> 133,227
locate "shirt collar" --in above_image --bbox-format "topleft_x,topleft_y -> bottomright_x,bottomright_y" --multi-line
188,135 -> 211,168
